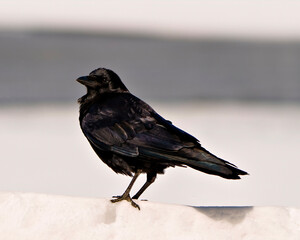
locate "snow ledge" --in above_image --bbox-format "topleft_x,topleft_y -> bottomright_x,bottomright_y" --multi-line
0,192 -> 299,240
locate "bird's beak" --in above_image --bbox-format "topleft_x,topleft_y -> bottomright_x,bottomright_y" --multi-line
76,76 -> 93,86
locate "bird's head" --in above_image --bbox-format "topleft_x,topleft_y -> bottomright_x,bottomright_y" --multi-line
77,68 -> 129,98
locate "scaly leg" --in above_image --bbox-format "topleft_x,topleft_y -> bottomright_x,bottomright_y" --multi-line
111,169 -> 142,209
132,172 -> 156,200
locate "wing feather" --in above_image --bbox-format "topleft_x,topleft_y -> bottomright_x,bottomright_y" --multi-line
81,93 -> 198,160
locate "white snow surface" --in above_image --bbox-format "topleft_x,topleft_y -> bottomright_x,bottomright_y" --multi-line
0,192 -> 299,240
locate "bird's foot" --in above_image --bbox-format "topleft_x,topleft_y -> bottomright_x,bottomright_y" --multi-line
111,195 -> 140,210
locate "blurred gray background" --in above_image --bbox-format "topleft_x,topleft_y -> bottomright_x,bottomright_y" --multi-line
0,1 -> 300,207
1,31 -> 300,103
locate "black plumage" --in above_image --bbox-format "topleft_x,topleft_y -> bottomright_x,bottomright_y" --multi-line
77,68 -> 248,209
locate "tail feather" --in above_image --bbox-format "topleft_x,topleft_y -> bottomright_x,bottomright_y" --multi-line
139,147 -> 248,179
178,147 -> 248,179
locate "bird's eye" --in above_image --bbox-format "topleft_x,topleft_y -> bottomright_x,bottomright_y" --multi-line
102,77 -> 109,84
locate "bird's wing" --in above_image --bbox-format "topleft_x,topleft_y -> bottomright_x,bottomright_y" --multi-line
81,94 -> 199,158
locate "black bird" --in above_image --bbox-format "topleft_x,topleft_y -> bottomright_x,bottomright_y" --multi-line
77,68 -> 248,209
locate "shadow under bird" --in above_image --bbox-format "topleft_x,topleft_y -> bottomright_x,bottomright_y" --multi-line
77,68 -> 248,209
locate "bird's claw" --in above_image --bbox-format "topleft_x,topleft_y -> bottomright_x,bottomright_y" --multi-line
111,195 -> 140,210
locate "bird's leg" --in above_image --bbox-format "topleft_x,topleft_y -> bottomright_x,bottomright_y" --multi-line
111,169 -> 142,209
132,172 -> 157,200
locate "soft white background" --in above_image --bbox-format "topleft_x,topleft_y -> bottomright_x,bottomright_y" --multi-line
1,101 -> 299,207
0,0 -> 299,208
1,1 -> 300,40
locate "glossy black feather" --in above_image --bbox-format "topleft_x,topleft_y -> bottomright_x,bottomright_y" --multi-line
77,68 -> 248,194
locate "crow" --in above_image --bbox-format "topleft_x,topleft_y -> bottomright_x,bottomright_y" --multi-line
77,68 -> 248,209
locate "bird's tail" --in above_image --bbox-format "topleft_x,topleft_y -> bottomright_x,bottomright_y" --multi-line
140,146 -> 248,179
177,147 -> 248,179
